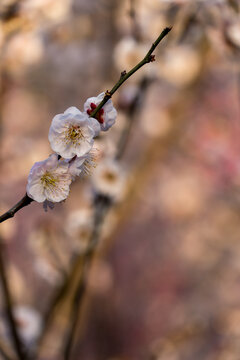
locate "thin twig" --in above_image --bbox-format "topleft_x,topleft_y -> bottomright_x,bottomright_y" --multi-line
0,28 -> 171,225
90,27 -> 171,119
0,194 -> 33,224
0,239 -> 27,360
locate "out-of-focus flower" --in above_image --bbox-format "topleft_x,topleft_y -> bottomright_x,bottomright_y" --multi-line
158,45 -> 201,87
49,106 -> 100,158
21,0 -> 72,23
88,260 -> 114,295
158,168 -> 207,219
84,93 -> 117,132
114,37 -> 149,74
34,258 -> 62,285
91,159 -> 126,200
69,149 -> 99,178
226,23 -> 240,48
141,108 -> 171,138
3,32 -> 43,75
13,306 -> 42,346
27,154 -> 72,202
65,208 -> 92,252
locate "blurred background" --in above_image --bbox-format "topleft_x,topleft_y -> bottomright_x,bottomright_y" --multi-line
0,0 -> 240,359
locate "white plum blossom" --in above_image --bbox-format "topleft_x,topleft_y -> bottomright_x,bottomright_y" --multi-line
68,149 -> 99,178
48,106 -> 100,158
84,92 -> 117,131
13,306 -> 42,346
34,258 -> 62,285
27,154 -> 72,203
91,159 -> 126,200
65,208 -> 93,252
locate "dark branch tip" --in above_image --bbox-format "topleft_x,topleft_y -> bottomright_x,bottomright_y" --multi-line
104,90 -> 111,98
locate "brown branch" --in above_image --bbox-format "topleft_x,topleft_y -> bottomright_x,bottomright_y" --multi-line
0,194 -> 33,224
90,27 -> 172,119
33,27 -> 172,360
0,27 -> 171,225
0,338 -> 17,360
0,239 -> 27,360
63,195 -> 111,360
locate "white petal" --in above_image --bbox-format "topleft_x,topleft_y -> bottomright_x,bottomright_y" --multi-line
27,183 -> 46,202
88,118 -> 101,137
75,139 -> 93,157
64,106 -> 82,116
69,157 -> 85,177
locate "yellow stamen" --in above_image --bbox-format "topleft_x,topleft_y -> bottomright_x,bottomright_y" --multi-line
41,172 -> 58,188
103,170 -> 117,182
65,125 -> 85,145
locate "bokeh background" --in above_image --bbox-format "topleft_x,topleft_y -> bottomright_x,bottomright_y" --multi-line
0,0 -> 240,359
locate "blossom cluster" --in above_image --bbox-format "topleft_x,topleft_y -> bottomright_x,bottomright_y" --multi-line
26,93 -> 117,203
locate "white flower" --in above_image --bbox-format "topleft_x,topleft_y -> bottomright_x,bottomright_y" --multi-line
65,208 -> 93,252
91,159 -> 126,200
49,106 -> 100,158
34,258 -> 62,285
68,149 -> 99,178
4,32 -> 43,75
157,45 -> 201,87
84,93 -> 117,131
27,154 -> 72,203
13,306 -> 42,346
226,23 -> 240,48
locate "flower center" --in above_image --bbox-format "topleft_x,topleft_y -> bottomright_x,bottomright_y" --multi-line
41,172 -> 58,188
87,103 -> 104,124
65,125 -> 85,145
103,170 -> 117,183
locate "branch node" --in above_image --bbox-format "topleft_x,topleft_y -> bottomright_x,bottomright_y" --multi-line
120,70 -> 127,79
105,90 -> 111,98
150,54 -> 155,62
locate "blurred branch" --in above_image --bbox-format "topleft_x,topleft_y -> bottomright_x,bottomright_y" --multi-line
115,76 -> 153,160
227,0 -> 239,12
34,29 -> 171,359
0,1 -> 21,22
0,239 -> 27,360
129,0 -> 141,42
0,194 -> 33,224
0,338 -> 17,360
63,195 -> 111,360
62,57 -> 158,360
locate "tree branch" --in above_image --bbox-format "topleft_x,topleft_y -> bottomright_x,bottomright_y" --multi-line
0,194 -> 33,224
90,27 -> 172,118
0,27 -> 171,225
63,194 -> 111,360
0,239 -> 27,360
31,27 -> 172,360
62,29 -> 172,359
